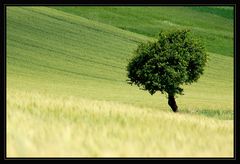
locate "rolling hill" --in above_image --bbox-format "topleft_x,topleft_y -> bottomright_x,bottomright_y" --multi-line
7,6 -> 234,157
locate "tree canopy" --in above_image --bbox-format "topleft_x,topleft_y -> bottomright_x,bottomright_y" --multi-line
127,30 -> 208,112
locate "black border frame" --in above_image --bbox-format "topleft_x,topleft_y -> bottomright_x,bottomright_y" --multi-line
1,0 -> 239,160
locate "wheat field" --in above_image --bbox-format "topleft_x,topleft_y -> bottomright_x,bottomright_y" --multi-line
6,6 -> 234,157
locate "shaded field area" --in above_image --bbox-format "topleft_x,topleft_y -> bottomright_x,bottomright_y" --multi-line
54,6 -> 233,56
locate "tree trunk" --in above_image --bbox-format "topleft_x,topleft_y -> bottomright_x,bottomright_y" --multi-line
168,94 -> 178,112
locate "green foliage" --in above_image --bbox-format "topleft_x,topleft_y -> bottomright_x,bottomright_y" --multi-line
127,30 -> 208,96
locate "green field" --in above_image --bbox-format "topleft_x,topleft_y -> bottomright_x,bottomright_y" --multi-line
7,6 -> 234,157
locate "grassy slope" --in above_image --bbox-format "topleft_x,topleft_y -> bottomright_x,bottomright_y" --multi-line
7,90 -> 233,157
53,6 -> 234,57
7,7 -> 233,157
189,6 -> 234,19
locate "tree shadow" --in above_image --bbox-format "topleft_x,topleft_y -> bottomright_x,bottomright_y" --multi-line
181,108 -> 233,120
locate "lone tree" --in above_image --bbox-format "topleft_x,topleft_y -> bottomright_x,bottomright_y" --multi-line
127,30 -> 208,112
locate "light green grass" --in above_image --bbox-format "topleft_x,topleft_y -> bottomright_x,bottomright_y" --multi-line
7,6 -> 234,157
7,90 -> 233,157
